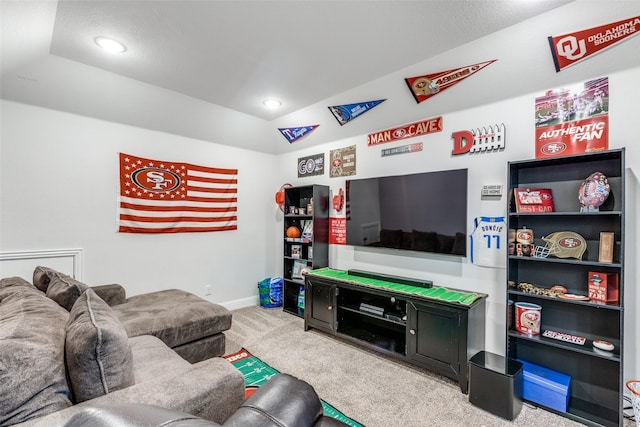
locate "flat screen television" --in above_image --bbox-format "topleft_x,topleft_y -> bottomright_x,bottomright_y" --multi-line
345,168 -> 468,256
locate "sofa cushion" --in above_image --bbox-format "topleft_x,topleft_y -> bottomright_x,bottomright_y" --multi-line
47,274 -> 89,311
128,335 -> 190,383
66,289 -> 135,403
0,277 -> 72,425
33,265 -> 60,292
112,289 -> 232,349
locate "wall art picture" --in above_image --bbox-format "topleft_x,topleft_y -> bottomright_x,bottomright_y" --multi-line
329,145 -> 356,177
534,76 -> 608,158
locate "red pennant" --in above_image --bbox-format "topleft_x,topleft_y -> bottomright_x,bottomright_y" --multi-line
549,16 -> 640,72
405,60 -> 497,104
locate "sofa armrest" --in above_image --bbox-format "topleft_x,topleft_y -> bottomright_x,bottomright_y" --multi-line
18,358 -> 245,427
62,403 -> 222,427
223,373 -> 342,427
91,284 -> 126,306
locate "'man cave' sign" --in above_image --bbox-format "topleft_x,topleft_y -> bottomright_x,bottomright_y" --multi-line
368,116 -> 442,146
451,123 -> 506,155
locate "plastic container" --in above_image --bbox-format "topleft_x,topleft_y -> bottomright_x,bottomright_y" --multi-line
515,302 -> 542,335
469,351 -> 523,420
518,359 -> 571,412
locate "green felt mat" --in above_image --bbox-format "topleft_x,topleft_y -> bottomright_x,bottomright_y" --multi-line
307,268 -> 480,306
223,348 -> 363,427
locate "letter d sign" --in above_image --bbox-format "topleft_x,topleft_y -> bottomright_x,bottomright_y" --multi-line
451,130 -> 474,155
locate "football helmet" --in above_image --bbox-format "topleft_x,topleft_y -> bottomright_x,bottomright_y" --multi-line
533,231 -> 587,260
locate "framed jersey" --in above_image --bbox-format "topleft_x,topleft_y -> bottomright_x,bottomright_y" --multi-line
470,217 -> 506,268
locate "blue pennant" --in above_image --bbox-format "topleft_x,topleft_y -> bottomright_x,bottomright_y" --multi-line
278,125 -> 320,143
328,99 -> 385,126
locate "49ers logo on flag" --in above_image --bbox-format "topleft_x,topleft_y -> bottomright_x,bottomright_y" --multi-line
549,15 -> 640,71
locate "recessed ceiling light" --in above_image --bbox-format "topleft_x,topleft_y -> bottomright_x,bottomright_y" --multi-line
263,99 -> 282,109
95,36 -> 127,53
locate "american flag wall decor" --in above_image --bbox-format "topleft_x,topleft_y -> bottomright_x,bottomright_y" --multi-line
118,152 -> 238,233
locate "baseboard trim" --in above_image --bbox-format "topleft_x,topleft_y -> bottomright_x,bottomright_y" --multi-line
221,295 -> 259,311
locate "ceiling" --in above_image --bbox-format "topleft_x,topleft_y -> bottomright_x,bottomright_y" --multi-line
1,0 -> 576,152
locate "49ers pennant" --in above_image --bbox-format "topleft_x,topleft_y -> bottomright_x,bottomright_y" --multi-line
328,99 -> 385,125
278,125 -> 319,143
549,16 -> 640,72
405,60 -> 497,104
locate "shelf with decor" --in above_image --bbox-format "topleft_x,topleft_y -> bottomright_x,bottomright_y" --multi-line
506,149 -> 625,427
282,185 -> 329,317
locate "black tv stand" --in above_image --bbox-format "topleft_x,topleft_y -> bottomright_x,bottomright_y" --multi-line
304,268 -> 487,393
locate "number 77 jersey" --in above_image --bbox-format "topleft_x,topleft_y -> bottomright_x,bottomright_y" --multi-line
470,217 -> 506,268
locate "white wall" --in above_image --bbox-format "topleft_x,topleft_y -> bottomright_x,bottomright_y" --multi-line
0,101 -> 280,308
274,65 -> 640,383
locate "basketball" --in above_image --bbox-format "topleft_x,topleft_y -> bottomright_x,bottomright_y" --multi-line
286,226 -> 301,238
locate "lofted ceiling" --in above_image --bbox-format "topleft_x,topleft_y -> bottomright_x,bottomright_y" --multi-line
1,0 -> 577,153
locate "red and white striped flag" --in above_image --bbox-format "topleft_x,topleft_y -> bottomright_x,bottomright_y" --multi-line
118,153 -> 237,233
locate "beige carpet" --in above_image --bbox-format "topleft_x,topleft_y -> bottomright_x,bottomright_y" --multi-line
224,305 -> 630,427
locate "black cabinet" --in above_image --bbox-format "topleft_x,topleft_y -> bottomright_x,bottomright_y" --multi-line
304,269 -> 486,393
282,185 -> 329,317
305,278 -> 336,332
506,149 -> 625,426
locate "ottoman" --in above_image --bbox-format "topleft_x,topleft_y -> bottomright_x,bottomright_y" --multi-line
111,289 -> 232,363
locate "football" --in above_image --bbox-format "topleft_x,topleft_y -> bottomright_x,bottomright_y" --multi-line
578,171 -> 610,210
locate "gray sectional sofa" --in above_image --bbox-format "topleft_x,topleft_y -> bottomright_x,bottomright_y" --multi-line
0,270 -> 245,426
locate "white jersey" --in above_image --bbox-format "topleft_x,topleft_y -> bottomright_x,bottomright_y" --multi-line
470,216 -> 506,268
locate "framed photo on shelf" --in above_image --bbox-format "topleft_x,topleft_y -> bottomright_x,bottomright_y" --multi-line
291,245 -> 302,259
292,260 -> 307,279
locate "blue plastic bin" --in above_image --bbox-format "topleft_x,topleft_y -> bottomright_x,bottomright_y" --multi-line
518,359 -> 571,412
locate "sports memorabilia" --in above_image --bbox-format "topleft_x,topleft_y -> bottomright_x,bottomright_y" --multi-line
533,231 -> 587,260
579,171 -> 610,212
470,217 -> 506,268
328,100 -> 385,126
275,183 -> 292,212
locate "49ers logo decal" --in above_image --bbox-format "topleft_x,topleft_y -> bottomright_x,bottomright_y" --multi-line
131,168 -> 181,193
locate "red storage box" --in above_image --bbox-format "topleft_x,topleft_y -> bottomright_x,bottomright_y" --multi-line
588,271 -> 619,303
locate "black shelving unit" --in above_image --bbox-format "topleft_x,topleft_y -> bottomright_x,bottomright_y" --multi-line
282,185 -> 329,317
506,149 -> 625,426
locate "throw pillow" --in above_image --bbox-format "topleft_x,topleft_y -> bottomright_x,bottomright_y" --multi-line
32,265 -> 61,292
0,278 -> 73,425
65,289 -> 135,403
46,274 -> 89,311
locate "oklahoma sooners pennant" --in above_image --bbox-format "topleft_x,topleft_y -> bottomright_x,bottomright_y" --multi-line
549,16 -> 640,72
405,60 -> 497,104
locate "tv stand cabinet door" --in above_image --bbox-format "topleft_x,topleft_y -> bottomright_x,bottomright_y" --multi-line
407,300 -> 467,393
304,277 -> 336,333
